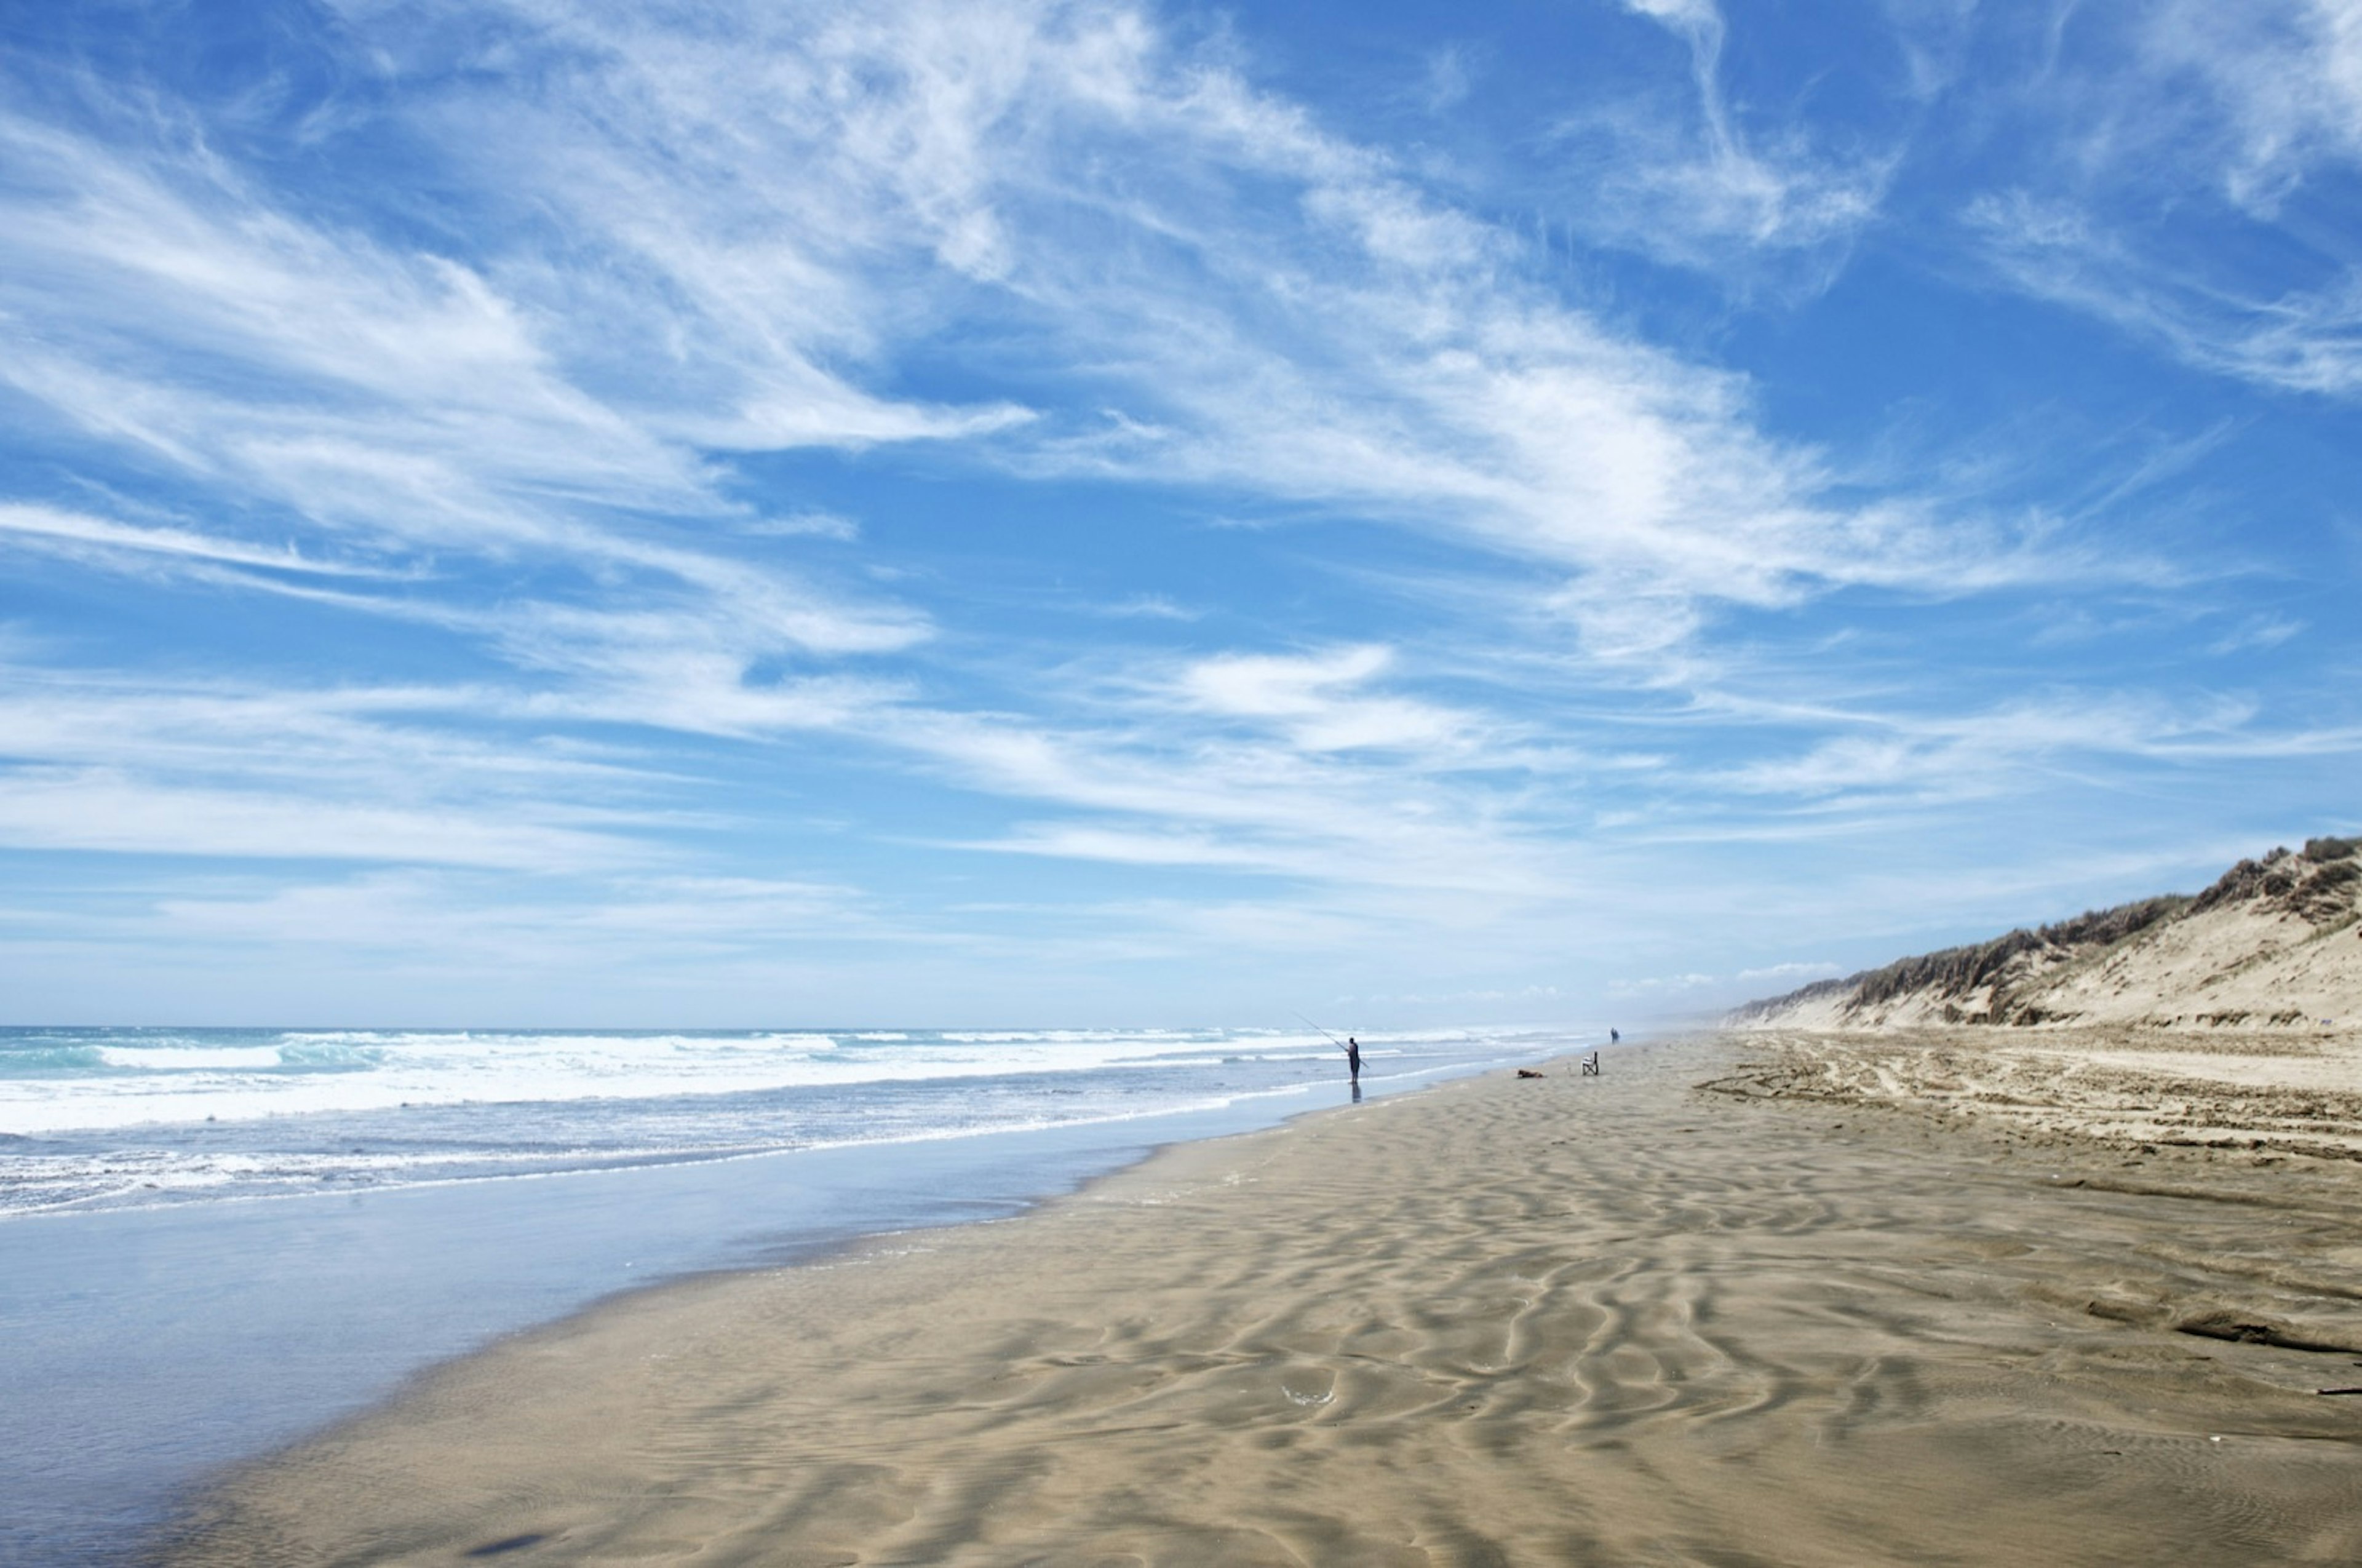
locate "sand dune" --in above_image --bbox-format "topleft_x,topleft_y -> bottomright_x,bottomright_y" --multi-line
170,1040 -> 2362,1566
1735,838 -> 2362,1033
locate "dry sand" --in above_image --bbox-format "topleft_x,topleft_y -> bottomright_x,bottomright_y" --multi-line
1716,1025 -> 2362,1163
168,1037 -> 2362,1566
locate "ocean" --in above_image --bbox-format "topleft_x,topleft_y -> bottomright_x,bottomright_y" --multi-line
0,1023 -> 1573,1562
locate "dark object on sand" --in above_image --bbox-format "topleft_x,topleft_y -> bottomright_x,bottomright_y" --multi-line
1516,1068 -> 1544,1079
1580,1051 -> 1600,1076
2318,1387 -> 2362,1396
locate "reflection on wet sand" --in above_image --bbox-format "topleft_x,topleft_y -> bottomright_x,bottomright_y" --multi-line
172,1035 -> 2362,1566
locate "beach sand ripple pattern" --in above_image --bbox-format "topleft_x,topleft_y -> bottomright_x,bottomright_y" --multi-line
170,1038 -> 2362,1565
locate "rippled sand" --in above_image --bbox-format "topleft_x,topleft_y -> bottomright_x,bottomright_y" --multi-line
169,1037 -> 2362,1565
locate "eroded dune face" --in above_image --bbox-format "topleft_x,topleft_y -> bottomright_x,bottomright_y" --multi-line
1734,838 -> 2362,1033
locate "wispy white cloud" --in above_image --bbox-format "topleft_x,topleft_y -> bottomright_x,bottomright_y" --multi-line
1967,191 -> 2362,397
1609,0 -> 1895,255
0,768 -> 632,870
1176,645 -> 1471,753
1954,1 -> 2362,396
0,665 -> 691,877
740,511 -> 864,541
1522,0 -> 1898,293
1342,982 -> 1564,1007
363,0 -> 2037,660
2207,615 -> 2307,656
2,0 -> 2066,719
0,0 -> 2340,1022
2142,0 -> 2362,213
0,116 -> 691,542
1606,958 -> 1839,1004
0,672 -> 623,786
1088,594 -> 1198,622
1739,960 -> 1842,984
151,870 -> 885,958
0,501 -> 397,577
1422,45 -> 1476,115
0,74 -> 983,719
891,700 -> 1565,899
1720,691 -> 2362,803
112,0 -> 2059,901
1606,969 -> 1719,997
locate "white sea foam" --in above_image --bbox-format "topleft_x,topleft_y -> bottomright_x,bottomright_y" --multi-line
0,1025 -> 1582,1216
0,1027 -> 1327,1135
94,1046 -> 288,1070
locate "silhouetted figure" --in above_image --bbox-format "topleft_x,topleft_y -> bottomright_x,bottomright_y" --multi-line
1346,1036 -> 1362,1083
1610,1028 -> 1620,1044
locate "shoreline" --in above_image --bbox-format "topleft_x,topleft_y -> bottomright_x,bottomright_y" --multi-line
145,1061 -> 1495,1559
164,1034 -> 2362,1565
12,1054 -> 1522,1568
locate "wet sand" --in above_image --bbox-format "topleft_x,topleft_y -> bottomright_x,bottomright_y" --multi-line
168,1036 -> 2362,1565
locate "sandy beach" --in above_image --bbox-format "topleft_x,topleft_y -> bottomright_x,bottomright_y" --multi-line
1711,1024 -> 2362,1163
168,1035 -> 2362,1566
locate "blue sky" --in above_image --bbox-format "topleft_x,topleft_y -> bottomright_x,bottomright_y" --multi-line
2,0 -> 2356,1027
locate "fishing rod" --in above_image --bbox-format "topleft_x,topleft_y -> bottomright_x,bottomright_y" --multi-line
1297,1013 -> 1365,1089
1292,1010 -> 1346,1049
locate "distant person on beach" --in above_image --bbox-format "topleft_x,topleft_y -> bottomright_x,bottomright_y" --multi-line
1346,1037 -> 1361,1083
1610,1029 -> 1620,1044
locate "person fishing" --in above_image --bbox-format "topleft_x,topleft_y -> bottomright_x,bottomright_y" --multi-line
1293,1013 -> 1362,1089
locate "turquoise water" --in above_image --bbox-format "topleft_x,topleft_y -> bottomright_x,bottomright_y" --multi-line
0,1024 -> 1546,1215
0,1023 -> 1579,1561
